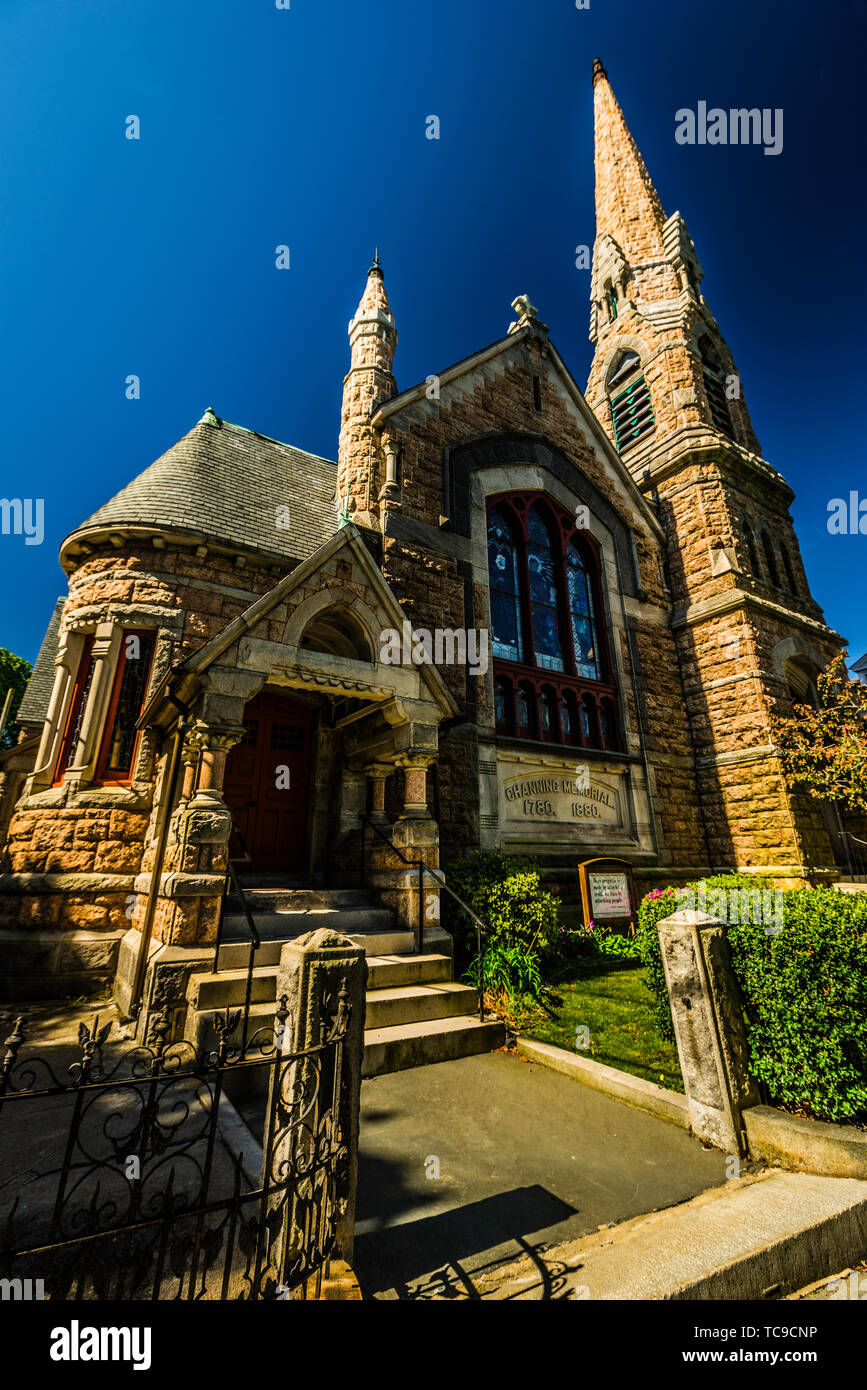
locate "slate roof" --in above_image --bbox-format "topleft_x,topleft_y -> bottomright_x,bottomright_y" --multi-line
63,413 -> 339,567
17,596 -> 66,724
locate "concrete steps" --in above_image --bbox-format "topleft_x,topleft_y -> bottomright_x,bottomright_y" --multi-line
186,882 -> 503,1075
363,1015 -> 506,1079
366,981 -> 479,1030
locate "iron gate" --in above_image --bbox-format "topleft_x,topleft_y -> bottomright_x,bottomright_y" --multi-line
0,987 -> 350,1301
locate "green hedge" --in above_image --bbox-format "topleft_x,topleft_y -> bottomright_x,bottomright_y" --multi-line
636,876 -> 867,1124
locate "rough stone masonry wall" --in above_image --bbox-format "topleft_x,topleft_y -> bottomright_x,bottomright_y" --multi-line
377,334 -> 707,874
0,538 -> 286,942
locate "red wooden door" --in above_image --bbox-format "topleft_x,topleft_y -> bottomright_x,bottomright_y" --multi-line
222,692 -> 314,871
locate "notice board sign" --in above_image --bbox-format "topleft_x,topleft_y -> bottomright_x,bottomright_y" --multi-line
578,857 -> 636,933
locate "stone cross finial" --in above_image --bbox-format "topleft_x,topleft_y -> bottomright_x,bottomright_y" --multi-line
508,294 -> 547,337
511,294 -> 537,321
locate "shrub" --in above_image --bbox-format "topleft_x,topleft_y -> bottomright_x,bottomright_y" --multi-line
445,851 -> 559,1001
636,876 -> 867,1123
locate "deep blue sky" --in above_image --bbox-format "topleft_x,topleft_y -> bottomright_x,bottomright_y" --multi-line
1,0 -> 864,664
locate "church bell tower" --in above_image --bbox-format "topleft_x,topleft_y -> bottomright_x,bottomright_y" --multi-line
585,59 -> 845,878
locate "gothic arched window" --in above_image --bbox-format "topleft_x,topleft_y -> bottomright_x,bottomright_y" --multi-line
566,541 -> 600,680
743,519 -> 761,576
761,529 -> 780,588
606,351 -> 654,452
486,493 -> 620,751
488,507 -> 524,664
780,542 -> 797,594
527,505 -> 566,673
699,337 -> 734,438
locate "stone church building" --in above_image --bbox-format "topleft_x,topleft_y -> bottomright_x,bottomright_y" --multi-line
0,62 -> 854,1019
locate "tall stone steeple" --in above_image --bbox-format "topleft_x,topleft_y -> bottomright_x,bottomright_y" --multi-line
586,60 -> 846,880
337,251 -> 397,531
587,58 -> 760,457
591,57 -> 667,265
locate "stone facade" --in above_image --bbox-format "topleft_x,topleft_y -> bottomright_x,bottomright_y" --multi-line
0,60 -> 856,1000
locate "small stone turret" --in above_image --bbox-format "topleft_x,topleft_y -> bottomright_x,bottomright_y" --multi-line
337,252 -> 397,530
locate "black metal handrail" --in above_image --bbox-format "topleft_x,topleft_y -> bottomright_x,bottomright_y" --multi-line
214,816 -> 261,1055
360,813 -> 490,1021
836,829 -> 867,879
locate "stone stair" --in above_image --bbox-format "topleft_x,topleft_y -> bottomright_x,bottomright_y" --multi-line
185,884 -> 503,1075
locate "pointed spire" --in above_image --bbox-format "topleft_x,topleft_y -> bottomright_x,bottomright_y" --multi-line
350,251 -> 395,348
338,254 -> 398,531
593,59 -> 667,262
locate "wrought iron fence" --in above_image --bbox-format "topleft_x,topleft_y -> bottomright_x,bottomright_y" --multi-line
0,985 -> 350,1301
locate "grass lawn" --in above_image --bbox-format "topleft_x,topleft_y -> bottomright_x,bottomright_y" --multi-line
521,960 -> 684,1092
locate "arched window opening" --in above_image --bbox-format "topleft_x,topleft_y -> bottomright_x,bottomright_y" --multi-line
780,542 -> 797,594
580,695 -> 599,747
527,505 -> 565,673
606,351 -> 640,392
494,676 -> 511,731
486,492 -> 620,751
784,658 -> 819,710
539,686 -> 557,741
566,541 -> 601,680
53,637 -> 96,785
516,683 -> 534,735
743,519 -> 761,576
761,530 -> 780,588
699,337 -> 735,438
488,507 -> 524,664
605,283 -> 618,321
300,607 -> 372,661
606,352 -> 654,451
559,691 -> 577,739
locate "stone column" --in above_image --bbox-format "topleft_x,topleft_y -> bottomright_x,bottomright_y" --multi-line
192,725 -> 242,803
657,909 -> 761,1155
269,929 -> 367,1285
388,753 -> 439,943
155,724 -> 245,947
365,762 -> 392,823
378,435 -> 401,502
179,735 -> 201,802
395,752 -> 435,820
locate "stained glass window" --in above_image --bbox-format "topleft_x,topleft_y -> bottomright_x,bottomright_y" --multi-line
540,689 -> 554,733
99,632 -> 155,780
487,508 -> 524,663
516,686 -> 531,730
53,638 -> 96,783
559,694 -> 573,736
527,506 -> 565,672
494,678 -> 509,727
566,542 -> 600,679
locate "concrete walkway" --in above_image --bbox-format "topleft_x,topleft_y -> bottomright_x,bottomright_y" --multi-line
354,1049 -> 730,1299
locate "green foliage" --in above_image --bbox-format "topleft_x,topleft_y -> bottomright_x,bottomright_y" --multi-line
0,649 -> 32,750
588,921 -> 643,961
727,887 -> 867,1123
770,651 -> 867,813
636,875 -> 867,1123
445,850 -> 559,1002
465,940 -> 542,1001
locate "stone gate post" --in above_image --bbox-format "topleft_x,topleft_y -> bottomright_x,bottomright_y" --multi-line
657,908 -> 761,1155
269,928 -> 367,1280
